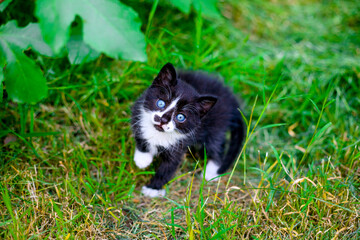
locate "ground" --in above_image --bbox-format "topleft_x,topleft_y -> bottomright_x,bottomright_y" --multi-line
1,0 -> 360,239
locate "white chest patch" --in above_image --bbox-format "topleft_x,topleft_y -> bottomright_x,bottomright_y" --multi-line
139,107 -> 187,153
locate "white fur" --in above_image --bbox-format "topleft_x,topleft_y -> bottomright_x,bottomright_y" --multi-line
152,98 -> 180,120
134,148 -> 153,169
139,108 -> 188,152
141,186 -> 166,197
204,160 -> 220,181
163,120 -> 175,132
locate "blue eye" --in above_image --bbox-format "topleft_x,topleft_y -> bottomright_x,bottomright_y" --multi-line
156,99 -> 165,108
176,113 -> 186,122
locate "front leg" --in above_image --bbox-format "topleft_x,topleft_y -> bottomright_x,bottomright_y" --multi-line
134,148 -> 153,169
142,149 -> 183,197
133,136 -> 153,169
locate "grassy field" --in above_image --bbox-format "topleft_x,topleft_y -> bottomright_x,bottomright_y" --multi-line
1,0 -> 360,239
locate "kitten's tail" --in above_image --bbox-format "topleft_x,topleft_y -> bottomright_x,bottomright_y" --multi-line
218,111 -> 246,174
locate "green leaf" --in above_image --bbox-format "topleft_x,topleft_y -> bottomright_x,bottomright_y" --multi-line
67,35 -> 100,65
193,0 -> 221,19
0,21 -> 53,56
0,46 -> 5,67
35,0 -> 74,55
0,67 -> 3,103
0,21 -> 49,104
0,42 -> 47,104
0,0 -> 12,12
168,0 -> 191,14
35,0 -> 147,62
1,50 -> 5,103
65,19 -> 100,65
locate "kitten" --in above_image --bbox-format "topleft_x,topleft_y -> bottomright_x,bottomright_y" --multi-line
131,63 -> 245,197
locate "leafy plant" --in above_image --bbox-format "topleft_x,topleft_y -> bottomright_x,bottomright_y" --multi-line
0,0 -> 221,106
0,21 -> 51,104
35,0 -> 147,62
0,0 -> 150,105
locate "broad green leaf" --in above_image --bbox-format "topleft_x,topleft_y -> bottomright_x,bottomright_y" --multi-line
81,0 -> 147,61
35,0 -> 75,55
168,0 -> 191,14
0,42 -> 47,104
35,0 -> 147,62
0,0 -> 12,12
0,47 -> 4,67
66,18 -> 100,65
1,46 -> 4,103
0,21 -> 53,56
0,67 -> 3,102
0,21 -> 49,104
67,35 -> 100,65
193,0 -> 221,19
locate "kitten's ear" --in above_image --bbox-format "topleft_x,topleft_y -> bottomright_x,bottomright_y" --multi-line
153,63 -> 177,86
196,96 -> 217,117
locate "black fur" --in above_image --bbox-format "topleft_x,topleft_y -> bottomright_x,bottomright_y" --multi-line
131,63 -> 245,192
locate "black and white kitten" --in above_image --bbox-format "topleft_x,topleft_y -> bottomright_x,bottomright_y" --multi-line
131,63 -> 245,197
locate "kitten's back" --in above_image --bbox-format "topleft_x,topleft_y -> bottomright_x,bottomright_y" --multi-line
178,71 -> 240,119
179,71 -> 245,174
179,72 -> 235,99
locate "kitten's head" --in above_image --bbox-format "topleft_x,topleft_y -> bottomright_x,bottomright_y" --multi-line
143,63 -> 217,134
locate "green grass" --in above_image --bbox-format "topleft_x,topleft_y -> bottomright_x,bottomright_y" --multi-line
1,0 -> 360,239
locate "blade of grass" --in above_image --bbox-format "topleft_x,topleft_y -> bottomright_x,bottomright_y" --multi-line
300,82 -> 333,165
145,0 -> 159,39
227,77 -> 280,188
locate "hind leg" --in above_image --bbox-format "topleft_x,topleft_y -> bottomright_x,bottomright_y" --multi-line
203,137 -> 226,181
203,160 -> 220,181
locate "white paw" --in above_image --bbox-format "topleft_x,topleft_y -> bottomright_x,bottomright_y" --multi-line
141,186 -> 166,198
204,161 -> 220,182
134,149 -> 153,169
